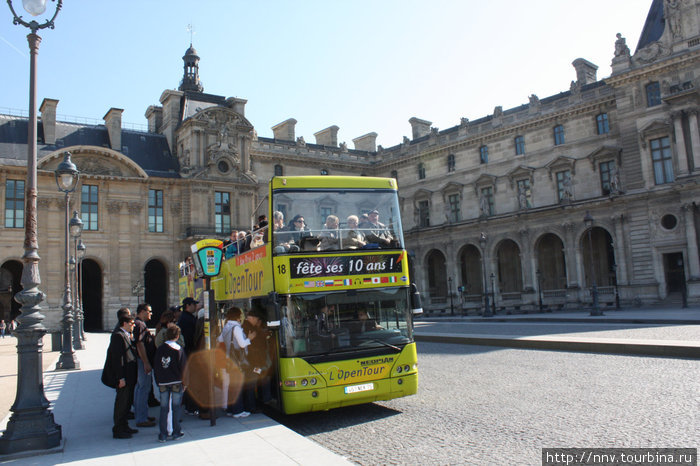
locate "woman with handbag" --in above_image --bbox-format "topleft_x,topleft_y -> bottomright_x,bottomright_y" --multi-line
217,307 -> 255,418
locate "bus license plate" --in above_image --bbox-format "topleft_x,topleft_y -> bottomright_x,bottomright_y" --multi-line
344,383 -> 374,394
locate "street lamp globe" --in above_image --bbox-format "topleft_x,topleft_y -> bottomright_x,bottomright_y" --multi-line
55,151 -> 79,193
584,211 -> 594,228
22,0 -> 47,16
77,239 -> 86,260
69,211 -> 83,238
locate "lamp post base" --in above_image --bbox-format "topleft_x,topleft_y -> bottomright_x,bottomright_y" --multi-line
55,353 -> 80,371
0,327 -> 63,456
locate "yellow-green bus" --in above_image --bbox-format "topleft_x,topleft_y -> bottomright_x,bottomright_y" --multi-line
182,176 -> 421,414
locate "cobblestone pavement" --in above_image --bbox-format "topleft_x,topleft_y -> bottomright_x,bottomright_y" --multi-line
270,342 -> 699,465
415,321 -> 700,341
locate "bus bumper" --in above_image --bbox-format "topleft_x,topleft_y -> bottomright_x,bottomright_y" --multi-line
281,373 -> 418,414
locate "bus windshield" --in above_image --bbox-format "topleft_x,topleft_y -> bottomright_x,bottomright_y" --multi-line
272,188 -> 404,254
278,288 -> 412,357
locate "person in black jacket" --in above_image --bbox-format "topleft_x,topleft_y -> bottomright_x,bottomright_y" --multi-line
105,315 -> 138,438
153,325 -> 187,442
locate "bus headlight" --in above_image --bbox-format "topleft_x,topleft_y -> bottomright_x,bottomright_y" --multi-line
310,377 -> 318,385
284,380 -> 296,387
404,365 -> 410,373
301,378 -> 308,387
396,366 -> 403,374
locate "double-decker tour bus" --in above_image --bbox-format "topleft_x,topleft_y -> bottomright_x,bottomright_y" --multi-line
180,176 -> 421,414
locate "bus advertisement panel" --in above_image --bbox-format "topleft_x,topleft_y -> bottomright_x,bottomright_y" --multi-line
211,243 -> 274,302
279,251 -> 409,293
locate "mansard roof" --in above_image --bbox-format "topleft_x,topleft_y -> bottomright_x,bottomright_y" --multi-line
0,114 -> 180,178
636,0 -> 665,52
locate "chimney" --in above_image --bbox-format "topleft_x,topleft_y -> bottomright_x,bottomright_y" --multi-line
226,97 -> 247,116
103,107 -> 123,151
40,98 -> 59,144
352,132 -> 377,152
409,117 -> 432,139
572,58 -> 598,85
314,125 -> 339,147
145,105 -> 163,133
271,118 -> 297,141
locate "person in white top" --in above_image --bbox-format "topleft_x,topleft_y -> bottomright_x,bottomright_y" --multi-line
217,307 -> 256,417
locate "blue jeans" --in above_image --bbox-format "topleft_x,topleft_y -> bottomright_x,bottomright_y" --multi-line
158,384 -> 183,439
134,359 -> 151,423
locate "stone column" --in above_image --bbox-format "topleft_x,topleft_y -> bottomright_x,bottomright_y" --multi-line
562,222 -> 579,288
672,111 -> 689,175
687,109 -> 700,172
611,214 -> 629,285
682,204 -> 700,280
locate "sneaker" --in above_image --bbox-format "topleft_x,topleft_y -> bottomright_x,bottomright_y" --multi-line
233,411 -> 250,418
225,411 -> 235,417
158,435 -> 167,443
171,432 -> 185,441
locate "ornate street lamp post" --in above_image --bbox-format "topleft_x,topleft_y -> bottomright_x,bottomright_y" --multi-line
479,233 -> 493,317
55,152 -> 80,370
536,269 -> 544,312
76,239 -> 86,341
69,212 -> 83,350
611,264 -> 621,310
447,277 -> 454,316
584,211 -> 603,316
489,272 -> 496,315
0,0 -> 64,455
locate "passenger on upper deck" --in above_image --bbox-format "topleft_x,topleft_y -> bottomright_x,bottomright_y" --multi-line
344,215 -> 367,249
224,230 -> 238,259
359,209 -> 393,248
318,215 -> 340,251
272,211 -> 291,253
285,215 -> 312,246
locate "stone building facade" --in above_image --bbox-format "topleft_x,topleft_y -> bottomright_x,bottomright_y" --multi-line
1,0 -> 699,329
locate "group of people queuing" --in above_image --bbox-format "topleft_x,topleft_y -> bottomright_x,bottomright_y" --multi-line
272,209 -> 396,253
102,296 -> 274,443
222,215 -> 269,259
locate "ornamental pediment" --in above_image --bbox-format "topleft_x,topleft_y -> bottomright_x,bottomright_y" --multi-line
544,155 -> 576,179
506,165 -> 535,188
38,147 -> 148,179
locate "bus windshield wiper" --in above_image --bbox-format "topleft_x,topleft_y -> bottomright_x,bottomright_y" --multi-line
365,339 -> 401,351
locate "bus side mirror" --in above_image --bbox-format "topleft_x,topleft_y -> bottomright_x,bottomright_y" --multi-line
266,291 -> 281,328
411,283 -> 423,315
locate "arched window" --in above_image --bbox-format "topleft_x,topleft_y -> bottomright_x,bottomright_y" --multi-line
274,164 -> 283,176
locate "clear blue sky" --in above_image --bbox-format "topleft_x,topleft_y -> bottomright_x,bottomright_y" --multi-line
2,0 -> 650,147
